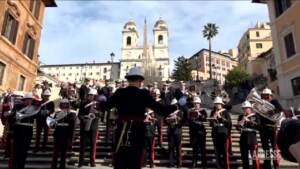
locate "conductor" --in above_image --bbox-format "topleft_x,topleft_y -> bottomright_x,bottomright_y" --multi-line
105,67 -> 178,169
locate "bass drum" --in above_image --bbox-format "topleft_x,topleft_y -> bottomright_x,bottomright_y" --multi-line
277,119 -> 300,163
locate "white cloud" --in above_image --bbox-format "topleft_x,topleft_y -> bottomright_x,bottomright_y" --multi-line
39,1 -> 269,69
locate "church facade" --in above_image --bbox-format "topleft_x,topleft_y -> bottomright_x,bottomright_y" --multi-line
120,18 -> 170,81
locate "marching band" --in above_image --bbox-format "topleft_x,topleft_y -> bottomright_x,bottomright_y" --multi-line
0,66 -> 300,169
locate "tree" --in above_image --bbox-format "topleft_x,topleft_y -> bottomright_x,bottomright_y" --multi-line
203,23 -> 219,80
172,56 -> 192,81
225,66 -> 251,87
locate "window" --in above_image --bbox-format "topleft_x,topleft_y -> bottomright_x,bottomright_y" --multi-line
103,75 -> 107,80
69,73 -> 72,76
222,61 -> 225,66
62,73 -> 65,76
291,77 -> 300,96
256,31 -> 260,37
22,33 -> 35,59
159,71 -> 162,76
0,62 -> 5,85
18,75 -> 25,91
126,36 -> 131,46
30,0 -> 41,19
256,43 -> 263,49
216,59 -> 220,64
83,73 -> 86,76
226,62 -> 230,67
89,72 -> 93,75
70,67 -> 72,70
96,72 -> 100,75
284,33 -> 296,58
158,35 -> 163,44
104,68 -> 107,73
1,11 -> 19,44
274,0 -> 291,17
56,67 -> 59,70
76,73 -> 79,76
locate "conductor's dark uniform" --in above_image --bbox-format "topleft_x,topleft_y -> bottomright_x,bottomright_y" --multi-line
105,86 -> 177,169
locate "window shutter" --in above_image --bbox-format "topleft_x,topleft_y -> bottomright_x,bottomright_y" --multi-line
35,1 -> 41,19
11,20 -> 19,45
22,34 -> 29,54
1,11 -> 9,35
29,39 -> 35,59
29,1 -> 34,11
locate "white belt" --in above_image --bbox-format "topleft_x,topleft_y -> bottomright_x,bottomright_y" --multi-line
57,123 -> 69,126
217,123 -> 224,127
16,122 -> 33,127
242,128 -> 256,132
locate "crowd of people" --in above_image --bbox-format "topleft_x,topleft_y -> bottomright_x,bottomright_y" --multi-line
0,67 -> 300,169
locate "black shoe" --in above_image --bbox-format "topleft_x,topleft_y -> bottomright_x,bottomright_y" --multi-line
150,161 -> 154,168
90,161 -> 96,167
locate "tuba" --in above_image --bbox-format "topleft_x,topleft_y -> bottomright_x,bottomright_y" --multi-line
246,88 -> 282,123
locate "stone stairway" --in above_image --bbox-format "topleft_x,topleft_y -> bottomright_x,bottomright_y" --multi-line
0,114 -> 297,169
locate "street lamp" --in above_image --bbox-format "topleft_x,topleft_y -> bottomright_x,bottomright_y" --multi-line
110,52 -> 115,80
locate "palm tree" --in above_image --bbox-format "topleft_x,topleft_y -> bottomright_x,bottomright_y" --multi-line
203,23 -> 219,80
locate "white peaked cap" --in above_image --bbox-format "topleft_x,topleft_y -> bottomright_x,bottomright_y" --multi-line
262,88 -> 272,95
42,90 -> 51,96
88,88 -> 97,95
193,96 -> 201,104
213,96 -> 224,105
125,67 -> 144,80
23,92 -> 34,99
171,98 -> 178,105
242,100 -> 252,108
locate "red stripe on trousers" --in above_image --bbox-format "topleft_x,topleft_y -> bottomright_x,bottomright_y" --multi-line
254,144 -> 260,169
226,138 -> 231,169
275,129 -> 280,167
151,138 -> 155,161
179,143 -> 182,166
93,130 -> 99,161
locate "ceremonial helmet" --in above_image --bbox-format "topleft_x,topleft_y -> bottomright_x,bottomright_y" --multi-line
59,99 -> 70,109
242,100 -> 252,108
125,67 -> 144,80
171,98 -> 178,105
88,88 -> 97,95
23,92 -> 34,99
213,96 -> 224,105
262,88 -> 272,95
193,96 -> 201,104
42,90 -> 51,96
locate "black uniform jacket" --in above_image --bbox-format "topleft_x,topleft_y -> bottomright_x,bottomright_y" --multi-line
237,113 -> 260,144
37,100 -> 55,122
78,100 -> 100,131
188,108 -> 207,134
210,109 -> 232,136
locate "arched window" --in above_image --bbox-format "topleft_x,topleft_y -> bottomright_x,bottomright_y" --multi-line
126,36 -> 131,46
158,35 -> 163,44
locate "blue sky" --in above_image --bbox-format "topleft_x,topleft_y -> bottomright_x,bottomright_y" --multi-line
39,1 -> 269,68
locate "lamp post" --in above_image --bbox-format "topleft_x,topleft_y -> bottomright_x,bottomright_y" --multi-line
110,52 -> 115,80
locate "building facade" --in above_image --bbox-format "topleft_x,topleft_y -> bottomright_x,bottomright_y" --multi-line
40,62 -> 120,83
0,0 -> 56,92
120,18 -> 170,81
237,22 -> 273,75
254,0 -> 300,107
188,49 -> 238,84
